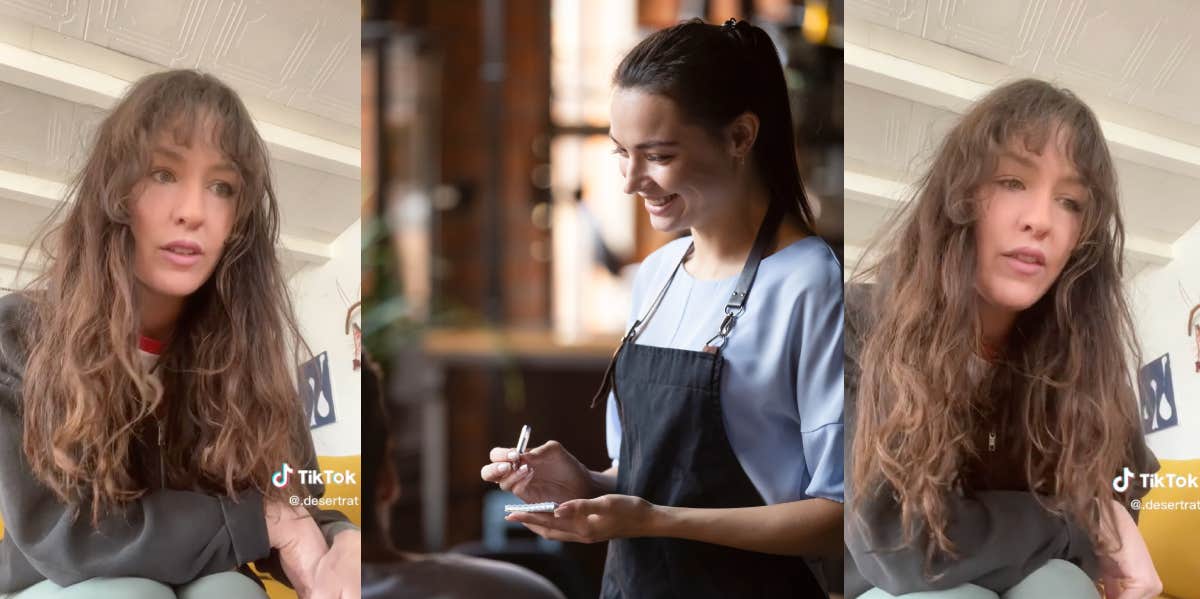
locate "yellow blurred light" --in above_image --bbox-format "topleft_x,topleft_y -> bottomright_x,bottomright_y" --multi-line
802,1 -> 829,45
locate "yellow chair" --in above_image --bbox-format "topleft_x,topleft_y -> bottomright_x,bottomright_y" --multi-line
1138,458 -> 1200,599
0,455 -> 360,599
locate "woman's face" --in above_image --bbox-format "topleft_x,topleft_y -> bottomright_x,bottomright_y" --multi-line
974,129 -> 1087,317
129,121 -> 238,303
609,88 -> 739,233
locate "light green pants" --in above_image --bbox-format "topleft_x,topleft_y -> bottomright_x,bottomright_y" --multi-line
0,571 -> 268,599
860,559 -> 1100,599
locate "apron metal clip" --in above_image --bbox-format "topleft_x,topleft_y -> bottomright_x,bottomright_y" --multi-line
703,310 -> 742,353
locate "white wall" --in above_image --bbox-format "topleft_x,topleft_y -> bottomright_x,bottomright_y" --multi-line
1128,219 -> 1200,460
289,219 -> 362,457
1,265 -> 21,294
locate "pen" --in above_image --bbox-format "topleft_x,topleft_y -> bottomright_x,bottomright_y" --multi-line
515,424 -> 531,468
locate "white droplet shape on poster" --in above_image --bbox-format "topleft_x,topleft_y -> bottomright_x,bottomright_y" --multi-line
316,354 -> 332,418
1157,357 -> 1173,423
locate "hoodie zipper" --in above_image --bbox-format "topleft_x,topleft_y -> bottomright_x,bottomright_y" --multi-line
158,419 -> 166,488
987,431 -> 997,452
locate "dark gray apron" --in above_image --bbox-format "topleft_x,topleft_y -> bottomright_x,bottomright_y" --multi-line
593,203 -> 826,598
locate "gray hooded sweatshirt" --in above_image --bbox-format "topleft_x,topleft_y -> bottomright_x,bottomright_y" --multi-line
0,292 -> 356,592
843,284 -> 1158,598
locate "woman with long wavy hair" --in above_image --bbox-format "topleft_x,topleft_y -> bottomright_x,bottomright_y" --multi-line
0,70 -> 358,598
845,79 -> 1161,599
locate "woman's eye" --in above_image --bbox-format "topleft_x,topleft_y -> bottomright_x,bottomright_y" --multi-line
150,169 -> 175,184
611,147 -> 627,157
210,181 -> 236,198
998,178 -> 1024,191
1058,197 -> 1081,212
645,154 -> 671,163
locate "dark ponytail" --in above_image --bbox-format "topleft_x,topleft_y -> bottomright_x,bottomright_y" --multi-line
614,18 -> 814,231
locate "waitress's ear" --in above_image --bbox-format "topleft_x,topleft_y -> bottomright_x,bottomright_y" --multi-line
725,111 -> 760,163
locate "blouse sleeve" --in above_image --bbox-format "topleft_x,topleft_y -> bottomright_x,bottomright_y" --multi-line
793,276 -> 845,503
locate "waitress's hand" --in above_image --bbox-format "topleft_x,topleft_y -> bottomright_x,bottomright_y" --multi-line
1097,499 -> 1162,599
480,440 -> 596,503
505,494 -> 654,544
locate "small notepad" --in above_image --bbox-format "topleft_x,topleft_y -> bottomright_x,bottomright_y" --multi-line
504,502 -> 559,513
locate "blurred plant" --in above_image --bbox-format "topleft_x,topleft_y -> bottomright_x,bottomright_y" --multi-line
361,211 -> 418,368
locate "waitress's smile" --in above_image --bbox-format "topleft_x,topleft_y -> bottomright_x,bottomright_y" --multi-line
641,193 -> 681,217
610,89 -> 739,235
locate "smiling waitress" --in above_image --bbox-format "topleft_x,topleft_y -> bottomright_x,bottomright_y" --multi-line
480,19 -> 844,598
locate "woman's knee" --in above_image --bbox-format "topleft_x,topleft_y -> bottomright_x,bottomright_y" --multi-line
175,572 -> 267,599
1003,559 -> 1098,599
54,577 -> 175,599
860,584 -> 999,599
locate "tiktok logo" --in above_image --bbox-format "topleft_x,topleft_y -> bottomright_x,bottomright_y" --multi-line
1112,467 -> 1136,492
272,463 -> 294,488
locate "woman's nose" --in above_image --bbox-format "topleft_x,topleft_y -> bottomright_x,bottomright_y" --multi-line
622,158 -> 643,195
1018,192 -> 1053,238
171,181 -> 206,228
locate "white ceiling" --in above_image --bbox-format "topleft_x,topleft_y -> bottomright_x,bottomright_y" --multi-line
845,0 -> 1200,278
0,0 -> 360,275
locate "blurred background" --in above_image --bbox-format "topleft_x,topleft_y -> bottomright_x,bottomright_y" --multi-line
362,0 -> 843,596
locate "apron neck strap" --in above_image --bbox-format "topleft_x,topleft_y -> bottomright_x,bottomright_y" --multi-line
727,199 -> 784,315
702,200 -> 785,352
634,199 -> 785,344
623,242 -> 692,345
589,200 -> 787,408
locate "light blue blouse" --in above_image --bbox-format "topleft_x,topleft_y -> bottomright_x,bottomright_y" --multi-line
606,236 -> 845,504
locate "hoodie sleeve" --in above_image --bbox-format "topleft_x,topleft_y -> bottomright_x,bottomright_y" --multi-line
0,295 -> 271,589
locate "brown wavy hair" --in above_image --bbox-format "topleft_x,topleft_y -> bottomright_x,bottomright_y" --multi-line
18,69 -> 312,524
850,79 -> 1141,566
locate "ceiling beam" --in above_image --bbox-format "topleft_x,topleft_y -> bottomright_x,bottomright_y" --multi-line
843,244 -> 865,282
0,168 -> 332,264
0,169 -> 67,210
0,40 -> 360,179
844,170 -> 1173,266
2,238 -> 326,288
0,241 -> 37,270
279,233 -> 333,264
845,42 -> 1200,181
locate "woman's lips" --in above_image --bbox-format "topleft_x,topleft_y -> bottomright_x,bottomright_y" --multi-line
1002,251 -> 1045,276
159,247 -> 202,267
643,193 -> 678,216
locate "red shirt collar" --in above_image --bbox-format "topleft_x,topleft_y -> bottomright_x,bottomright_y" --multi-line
138,336 -> 164,355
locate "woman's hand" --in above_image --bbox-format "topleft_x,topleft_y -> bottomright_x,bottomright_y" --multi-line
480,440 -> 598,503
504,494 -> 655,543
264,500 -> 327,598
1098,499 -> 1162,599
312,530 -> 361,599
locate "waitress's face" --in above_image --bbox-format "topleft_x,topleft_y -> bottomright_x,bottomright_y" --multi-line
610,88 -> 739,233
